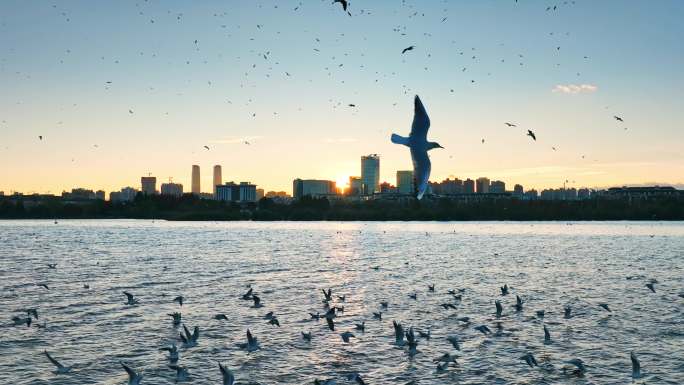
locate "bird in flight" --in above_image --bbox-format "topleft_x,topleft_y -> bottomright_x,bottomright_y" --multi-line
391,95 -> 443,200
614,115 -> 624,122
402,46 -> 415,54
38,135 -> 43,140
203,145 -> 210,150
244,141 -> 251,145
333,0 -> 348,11
527,130 -> 536,141
504,122 -> 517,127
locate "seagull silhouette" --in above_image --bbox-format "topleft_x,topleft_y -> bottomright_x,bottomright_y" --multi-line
527,130 -> 536,141
44,351 -> 72,374
391,95 -> 443,199
402,46 -> 415,54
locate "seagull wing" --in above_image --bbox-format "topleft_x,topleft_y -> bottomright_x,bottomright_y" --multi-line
121,362 -> 138,380
219,363 -> 235,385
411,147 -> 431,200
44,351 -> 64,369
409,95 -> 430,140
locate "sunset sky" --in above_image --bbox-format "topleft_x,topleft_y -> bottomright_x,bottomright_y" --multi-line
1,1 -> 682,195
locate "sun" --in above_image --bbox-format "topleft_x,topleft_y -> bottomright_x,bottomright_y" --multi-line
335,175 -> 350,192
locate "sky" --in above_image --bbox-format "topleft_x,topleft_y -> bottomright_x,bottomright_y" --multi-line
1,0 -> 683,195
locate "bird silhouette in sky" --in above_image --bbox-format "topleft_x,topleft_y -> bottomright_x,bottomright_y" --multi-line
527,130 -> 536,141
614,115 -> 624,122
333,0 -> 348,12
402,46 -> 415,54
504,122 -> 517,127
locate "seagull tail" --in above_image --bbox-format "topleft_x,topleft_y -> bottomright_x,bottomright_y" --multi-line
391,133 -> 410,147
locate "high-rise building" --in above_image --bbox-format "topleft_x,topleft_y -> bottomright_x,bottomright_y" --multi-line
213,165 -> 222,197
396,170 -> 414,195
361,154 -> 380,195
476,177 -> 490,194
293,179 -> 337,199
490,180 -> 505,193
216,182 -> 257,202
348,176 -> 362,195
141,176 -> 157,195
191,165 -> 200,195
463,178 -> 475,194
161,182 -> 183,197
96,190 -> 105,200
111,187 -> 138,202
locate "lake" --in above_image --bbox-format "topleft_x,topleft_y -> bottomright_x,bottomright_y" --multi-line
1,220 -> 683,384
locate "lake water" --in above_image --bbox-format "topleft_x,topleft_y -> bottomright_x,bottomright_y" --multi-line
1,220 -> 683,384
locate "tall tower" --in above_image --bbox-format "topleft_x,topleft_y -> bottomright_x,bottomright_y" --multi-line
191,165 -> 200,195
361,154 -> 380,195
213,165 -> 222,197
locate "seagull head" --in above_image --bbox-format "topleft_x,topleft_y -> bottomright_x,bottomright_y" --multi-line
428,141 -> 444,150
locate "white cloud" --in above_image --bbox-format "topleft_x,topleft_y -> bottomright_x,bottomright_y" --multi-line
209,136 -> 263,144
552,84 -> 598,94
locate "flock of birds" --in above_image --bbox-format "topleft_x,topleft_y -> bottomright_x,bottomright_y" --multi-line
11,260 -> 669,384
0,0 -> 635,179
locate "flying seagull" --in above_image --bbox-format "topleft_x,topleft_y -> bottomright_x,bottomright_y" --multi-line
504,122 -> 517,127
614,115 -> 624,122
123,291 -> 139,305
527,130 -> 536,141
333,0 -> 348,11
402,46 -> 415,54
121,362 -> 143,385
203,145 -> 210,150
391,95 -> 443,199
631,352 -> 641,378
44,351 -> 72,374
219,363 -> 235,385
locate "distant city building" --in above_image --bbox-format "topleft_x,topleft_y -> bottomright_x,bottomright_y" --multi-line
606,186 -> 681,199
191,165 -> 200,195
216,182 -> 257,203
95,190 -> 106,200
161,182 -> 183,197
110,187 -> 138,203
524,189 -> 538,200
490,180 -> 505,193
513,184 -> 524,197
265,191 -> 290,198
62,188 -> 99,200
256,188 -> 264,200
141,176 -> 156,195
380,182 -> 397,194
476,177 -> 490,194
430,177 -> 463,195
540,188 -> 578,201
361,154 -> 380,195
213,165 -> 222,197
293,179 -> 337,199
396,170 -> 414,195
348,176 -> 362,195
463,178 -> 475,194
0,191 -> 4,196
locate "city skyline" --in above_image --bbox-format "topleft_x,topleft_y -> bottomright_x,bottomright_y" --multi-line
1,1 -> 683,194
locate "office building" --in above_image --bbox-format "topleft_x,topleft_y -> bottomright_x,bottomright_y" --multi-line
463,178 -> 475,194
361,154 -> 380,195
216,182 -> 257,203
396,170 -> 414,195
213,165 -> 222,197
293,179 -> 337,199
348,176 -> 362,195
141,177 -> 156,195
161,182 -> 183,197
490,180 -> 505,193
430,177 -> 463,195
476,177 -> 490,194
191,165 -> 200,195
110,187 -> 138,203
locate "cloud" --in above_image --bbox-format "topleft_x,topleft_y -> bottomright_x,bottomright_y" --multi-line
552,84 -> 598,94
209,136 -> 263,144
